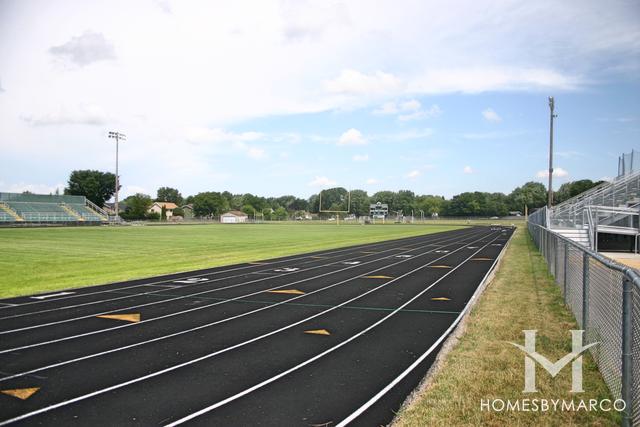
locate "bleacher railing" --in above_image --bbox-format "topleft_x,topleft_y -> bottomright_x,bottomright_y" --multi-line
528,221 -> 639,426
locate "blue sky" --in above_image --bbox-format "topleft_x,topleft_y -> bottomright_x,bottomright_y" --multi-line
0,0 -> 638,199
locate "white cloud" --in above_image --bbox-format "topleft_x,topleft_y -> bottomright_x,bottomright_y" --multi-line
482,108 -> 502,122
325,69 -> 402,96
463,166 -> 474,174
338,128 -> 367,146
352,154 -> 369,162
247,147 -> 266,160
536,167 -> 569,178
409,67 -> 584,94
366,178 -> 379,185
186,127 -> 263,144
399,104 -> 442,122
374,100 -> 441,121
405,170 -> 421,179
49,31 -> 116,66
22,104 -> 108,126
308,176 -> 337,187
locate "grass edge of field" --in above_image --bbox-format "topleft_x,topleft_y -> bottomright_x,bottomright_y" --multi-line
0,223 -> 466,299
392,226 -> 619,427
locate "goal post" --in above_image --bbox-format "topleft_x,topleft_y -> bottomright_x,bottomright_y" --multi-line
318,189 -> 351,225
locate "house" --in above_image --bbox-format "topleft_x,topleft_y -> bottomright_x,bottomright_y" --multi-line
220,210 -> 248,223
149,202 -> 178,218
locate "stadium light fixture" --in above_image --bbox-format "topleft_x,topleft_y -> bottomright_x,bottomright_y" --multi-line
108,131 -> 126,221
547,97 -> 557,208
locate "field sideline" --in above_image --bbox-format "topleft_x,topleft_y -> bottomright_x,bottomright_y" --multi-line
0,222 -> 465,298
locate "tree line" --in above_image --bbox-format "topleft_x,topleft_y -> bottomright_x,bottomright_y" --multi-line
61,169 -> 604,220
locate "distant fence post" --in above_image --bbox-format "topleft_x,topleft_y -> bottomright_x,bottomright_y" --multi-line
582,252 -> 589,334
621,276 -> 633,427
563,242 -> 568,300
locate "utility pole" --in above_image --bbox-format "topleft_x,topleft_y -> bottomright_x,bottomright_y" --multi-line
108,131 -> 126,220
547,97 -> 557,208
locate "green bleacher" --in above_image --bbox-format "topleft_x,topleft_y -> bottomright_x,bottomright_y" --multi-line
0,192 -> 107,224
0,211 -> 15,222
68,204 -> 106,221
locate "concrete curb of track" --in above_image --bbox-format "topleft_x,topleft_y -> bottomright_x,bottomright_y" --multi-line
390,226 -> 515,425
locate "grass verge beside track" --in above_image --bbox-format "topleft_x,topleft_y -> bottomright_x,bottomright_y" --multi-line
0,223 -> 461,298
393,226 -> 619,426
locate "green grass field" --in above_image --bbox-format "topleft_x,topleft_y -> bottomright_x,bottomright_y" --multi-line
0,222 -> 463,298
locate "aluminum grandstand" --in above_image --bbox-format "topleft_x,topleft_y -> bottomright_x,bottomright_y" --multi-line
0,192 -> 108,225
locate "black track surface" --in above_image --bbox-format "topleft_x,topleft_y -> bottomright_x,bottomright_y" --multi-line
0,226 -> 514,426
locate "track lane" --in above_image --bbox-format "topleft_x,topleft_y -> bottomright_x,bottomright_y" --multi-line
0,229 -> 486,380
0,227 -> 504,424
0,228 -> 485,351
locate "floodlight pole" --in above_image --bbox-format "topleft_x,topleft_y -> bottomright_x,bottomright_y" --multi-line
547,97 -> 557,208
108,131 -> 126,220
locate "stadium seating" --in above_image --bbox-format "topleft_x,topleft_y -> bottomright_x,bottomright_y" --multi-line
0,193 -> 108,224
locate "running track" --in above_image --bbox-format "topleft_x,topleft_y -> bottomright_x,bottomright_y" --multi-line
0,226 -> 514,426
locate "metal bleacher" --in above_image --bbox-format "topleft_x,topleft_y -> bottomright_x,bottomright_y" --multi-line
0,192 -> 108,224
533,150 -> 640,251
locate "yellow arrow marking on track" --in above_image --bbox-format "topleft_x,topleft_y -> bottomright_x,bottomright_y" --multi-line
96,313 -> 140,323
1,388 -> 40,400
471,258 -> 494,261
304,329 -> 331,336
431,297 -> 451,301
362,275 -> 394,279
429,265 -> 452,269
267,289 -> 305,295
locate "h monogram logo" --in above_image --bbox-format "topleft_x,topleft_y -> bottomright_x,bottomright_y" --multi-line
510,330 -> 598,393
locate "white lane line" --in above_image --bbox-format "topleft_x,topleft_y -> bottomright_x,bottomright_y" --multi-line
0,303 -> 17,307
0,235 -> 431,312
30,292 -> 75,300
0,230 -> 483,353
0,231 -> 455,318
0,231 -> 488,383
163,233 -> 503,426
0,231 -> 495,426
337,231 -> 514,426
0,232 -> 458,335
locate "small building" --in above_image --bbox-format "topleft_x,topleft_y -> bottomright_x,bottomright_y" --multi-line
149,202 -> 178,218
369,202 -> 388,219
221,210 -> 248,223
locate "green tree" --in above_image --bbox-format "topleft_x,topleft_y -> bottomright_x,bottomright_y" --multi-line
349,189 -> 370,216
121,193 -> 153,220
65,170 -> 117,207
509,182 -> 547,211
160,205 -> 167,221
274,206 -> 288,220
156,187 -> 183,205
554,179 -> 604,204
241,204 -> 255,217
415,195 -> 445,216
192,192 -> 229,217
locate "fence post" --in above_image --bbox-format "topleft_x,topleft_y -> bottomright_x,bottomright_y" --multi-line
582,253 -> 589,334
621,276 -> 633,427
563,242 -> 568,300
553,237 -> 558,279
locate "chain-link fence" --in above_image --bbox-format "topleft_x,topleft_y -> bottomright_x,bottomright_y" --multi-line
529,222 -> 639,426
